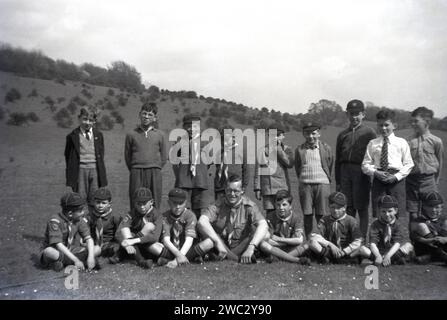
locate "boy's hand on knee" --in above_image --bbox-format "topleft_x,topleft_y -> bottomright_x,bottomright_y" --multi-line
374,255 -> 383,266
125,246 -> 136,255
216,242 -> 228,260
87,256 -> 95,271
176,254 -> 189,266
382,255 -> 391,267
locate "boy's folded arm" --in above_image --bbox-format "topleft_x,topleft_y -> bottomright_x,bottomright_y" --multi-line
384,242 -> 400,259
343,238 -> 362,255
138,222 -> 162,244
55,243 -> 81,263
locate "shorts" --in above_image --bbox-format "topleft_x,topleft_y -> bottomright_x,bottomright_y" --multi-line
299,183 -> 330,216
406,174 -> 437,214
40,247 -> 88,268
101,241 -> 121,257
184,188 -> 214,211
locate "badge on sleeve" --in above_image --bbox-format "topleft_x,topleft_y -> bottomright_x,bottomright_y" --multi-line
50,222 -> 60,231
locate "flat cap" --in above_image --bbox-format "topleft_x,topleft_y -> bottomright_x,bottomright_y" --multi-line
60,192 -> 85,208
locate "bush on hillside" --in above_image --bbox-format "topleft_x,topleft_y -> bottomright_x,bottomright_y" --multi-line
57,97 -> 66,103
184,107 -> 191,114
5,88 -> 21,103
26,112 -> 39,122
7,112 -> 28,126
71,95 -> 87,106
54,78 -> 66,85
97,115 -> 114,130
28,88 -> 38,98
44,95 -> 55,106
53,108 -> 73,128
81,88 -> 93,99
67,101 -> 77,115
111,110 -> 124,127
117,95 -> 128,107
0,106 -> 5,120
107,88 -> 115,96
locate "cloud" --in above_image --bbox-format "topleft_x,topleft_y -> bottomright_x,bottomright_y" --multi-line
1,0 -> 446,116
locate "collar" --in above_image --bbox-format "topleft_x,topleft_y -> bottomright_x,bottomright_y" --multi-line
303,141 -> 319,150
58,212 -> 71,223
224,196 -> 244,210
381,133 -> 395,142
139,125 -> 154,135
418,130 -> 431,140
80,127 -> 92,136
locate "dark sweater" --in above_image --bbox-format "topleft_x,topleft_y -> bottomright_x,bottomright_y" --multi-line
124,127 -> 167,170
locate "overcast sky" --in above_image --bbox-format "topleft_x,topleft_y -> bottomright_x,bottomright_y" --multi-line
1,0 -> 447,117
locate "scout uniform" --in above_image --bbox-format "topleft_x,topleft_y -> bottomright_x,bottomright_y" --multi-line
161,208 -> 197,250
201,195 -> 265,254
118,207 -> 163,246
267,211 -> 304,249
335,100 -> 376,237
40,193 -> 92,268
87,188 -> 122,257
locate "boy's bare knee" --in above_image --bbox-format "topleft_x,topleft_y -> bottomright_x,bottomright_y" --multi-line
43,247 -> 59,261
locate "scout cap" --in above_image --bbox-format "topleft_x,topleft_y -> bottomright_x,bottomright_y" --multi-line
133,187 -> 153,202
302,120 -> 321,132
377,195 -> 398,208
93,187 -> 112,201
268,123 -> 285,135
328,192 -> 347,206
168,188 -> 187,204
346,99 -> 365,113
422,191 -> 444,206
60,192 -> 85,209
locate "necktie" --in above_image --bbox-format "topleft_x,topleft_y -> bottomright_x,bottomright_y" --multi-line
86,132 -> 91,140
190,140 -> 199,176
171,219 -> 182,249
380,136 -> 389,170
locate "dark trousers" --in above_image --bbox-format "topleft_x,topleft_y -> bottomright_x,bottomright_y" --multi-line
129,168 -> 162,210
372,177 -> 406,217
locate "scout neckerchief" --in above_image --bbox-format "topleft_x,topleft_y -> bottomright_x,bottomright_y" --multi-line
330,213 -> 347,248
379,216 -> 396,246
59,212 -> 74,250
223,197 -> 244,246
421,213 -> 440,236
303,141 -> 318,150
275,211 -> 292,238
169,209 -> 186,249
132,206 -> 154,231
92,208 -> 112,247
140,125 -> 154,138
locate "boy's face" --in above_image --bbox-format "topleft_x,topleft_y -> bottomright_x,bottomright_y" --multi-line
184,121 -> 200,138
276,199 -> 292,219
347,111 -> 365,127
329,203 -> 346,219
303,129 -> 320,145
225,180 -> 244,205
169,200 -> 187,217
379,207 -> 398,223
422,204 -> 443,220
276,132 -> 285,143
79,115 -> 95,131
410,115 -> 428,135
377,119 -> 395,137
94,199 -> 112,214
67,206 -> 86,223
135,199 -> 154,216
139,110 -> 156,127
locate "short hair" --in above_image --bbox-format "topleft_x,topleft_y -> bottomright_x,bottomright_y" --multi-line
218,124 -> 235,137
226,174 -> 243,186
140,102 -> 158,114
79,105 -> 99,120
376,109 -> 395,122
275,189 -> 293,204
411,106 -> 434,120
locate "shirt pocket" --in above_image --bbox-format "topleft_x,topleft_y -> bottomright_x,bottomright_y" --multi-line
422,144 -> 435,155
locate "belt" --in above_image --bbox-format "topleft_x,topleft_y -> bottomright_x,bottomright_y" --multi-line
379,168 -> 399,174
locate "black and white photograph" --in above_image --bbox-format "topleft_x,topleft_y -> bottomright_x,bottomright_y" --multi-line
0,0 -> 446,304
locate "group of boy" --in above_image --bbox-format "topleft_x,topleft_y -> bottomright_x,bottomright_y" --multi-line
40,99 -> 446,271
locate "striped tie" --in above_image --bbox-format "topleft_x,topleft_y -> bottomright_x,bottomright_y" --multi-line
380,136 -> 389,170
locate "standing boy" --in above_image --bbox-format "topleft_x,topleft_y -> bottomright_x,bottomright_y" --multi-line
255,125 -> 294,216
125,102 -> 167,209
40,192 -> 99,271
362,109 -> 414,218
358,195 -> 414,266
335,99 -> 376,238
172,115 -> 213,218
65,106 -> 107,203
406,107 -> 443,225
308,192 -> 363,264
295,120 -> 333,238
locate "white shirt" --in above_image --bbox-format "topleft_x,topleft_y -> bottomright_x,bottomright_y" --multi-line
80,127 -> 93,140
362,133 -> 414,181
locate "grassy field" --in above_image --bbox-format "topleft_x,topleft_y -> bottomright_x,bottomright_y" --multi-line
0,72 -> 446,300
